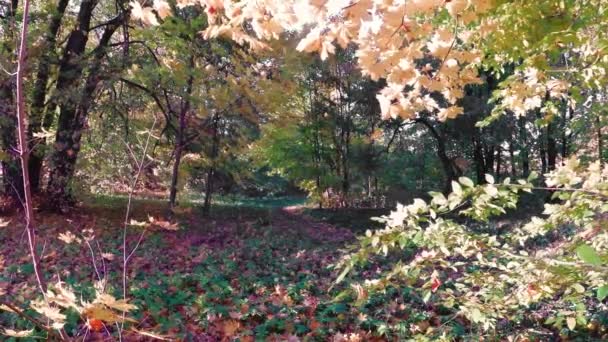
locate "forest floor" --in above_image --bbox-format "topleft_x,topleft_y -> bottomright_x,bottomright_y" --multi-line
0,197 -> 410,341
2,195 -> 578,341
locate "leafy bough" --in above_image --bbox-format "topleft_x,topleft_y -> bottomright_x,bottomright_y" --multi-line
335,158 -> 608,336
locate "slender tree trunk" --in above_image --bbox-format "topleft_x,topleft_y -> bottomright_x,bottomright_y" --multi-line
169,59 -> 195,210
483,144 -> 495,175
311,84 -> 323,209
518,116 -> 530,177
472,135 -> 485,183
15,3 -> 64,323
598,114 -> 604,165
509,140 -> 516,177
27,0 -> 69,192
341,116 -> 351,207
495,146 -> 502,181
560,105 -> 570,163
168,123 -> 184,209
547,121 -> 557,171
203,166 -> 214,215
535,110 -> 548,174
203,113 -> 220,216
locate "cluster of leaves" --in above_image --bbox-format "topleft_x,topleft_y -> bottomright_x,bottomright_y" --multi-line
337,158 -> 608,339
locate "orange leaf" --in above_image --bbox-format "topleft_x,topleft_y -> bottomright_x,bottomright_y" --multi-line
87,318 -> 104,332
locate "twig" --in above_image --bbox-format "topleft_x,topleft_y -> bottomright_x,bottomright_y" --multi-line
118,116 -> 157,339
84,239 -> 102,283
0,301 -> 62,340
123,115 -> 157,298
508,184 -> 608,200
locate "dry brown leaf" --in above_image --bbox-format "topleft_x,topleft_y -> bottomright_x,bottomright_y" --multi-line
3,328 -> 33,337
132,328 -> 174,341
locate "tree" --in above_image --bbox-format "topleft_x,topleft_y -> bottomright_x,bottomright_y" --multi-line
0,0 -> 22,201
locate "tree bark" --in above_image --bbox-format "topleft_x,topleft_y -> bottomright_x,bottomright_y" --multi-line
547,120 -> 558,171
0,75 -> 22,200
560,104 -> 570,163
495,146 -> 502,181
597,114 -> 604,165
27,0 -> 69,192
518,115 -> 530,177
415,117 -> 456,192
203,113 -> 220,216
509,140 -> 516,177
535,110 -> 548,174
46,2 -> 127,209
483,143 -> 495,175
168,57 -> 195,210
0,0 -> 22,200
472,134 -> 485,183
46,0 -> 98,206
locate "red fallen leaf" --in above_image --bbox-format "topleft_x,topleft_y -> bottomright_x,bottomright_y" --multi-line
208,6 -> 216,15
87,318 -> 104,332
309,319 -> 321,331
431,276 -> 442,292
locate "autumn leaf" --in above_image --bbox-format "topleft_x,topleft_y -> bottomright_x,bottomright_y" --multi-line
221,319 -> 241,337
94,293 -> 137,312
101,252 -> 115,261
87,318 -> 104,332
132,329 -> 174,341
58,231 -> 81,244
130,1 -> 160,26
2,328 -> 33,337
431,276 -> 442,293
153,0 -> 171,19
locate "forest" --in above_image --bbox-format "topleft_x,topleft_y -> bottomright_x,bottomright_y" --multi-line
1,0 -> 608,340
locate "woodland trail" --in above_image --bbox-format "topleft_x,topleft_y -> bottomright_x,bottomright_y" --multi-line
272,206 -> 355,244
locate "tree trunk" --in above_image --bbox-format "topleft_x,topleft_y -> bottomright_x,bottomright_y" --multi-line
560,104 -> 570,163
46,1 -> 128,209
535,110 -> 548,174
168,58 -> 194,210
0,0 -> 22,200
341,118 -> 351,207
27,0 -> 69,192
509,140 -> 516,177
483,144 -> 495,175
472,135 -> 485,183
597,114 -> 604,165
547,120 -> 557,171
203,113 -> 220,217
0,76 -> 22,200
518,115 -> 530,177
168,129 -> 184,209
415,118 -> 456,192
495,146 -> 502,181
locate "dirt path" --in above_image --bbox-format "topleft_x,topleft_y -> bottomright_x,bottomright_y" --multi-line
273,206 -> 355,243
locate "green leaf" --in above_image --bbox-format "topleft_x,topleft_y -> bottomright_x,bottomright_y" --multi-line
528,171 -> 539,181
422,290 -> 431,303
336,266 -> 350,284
576,244 -> 601,266
452,181 -> 462,196
571,283 -> 585,294
459,177 -> 474,188
597,285 -> 608,301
